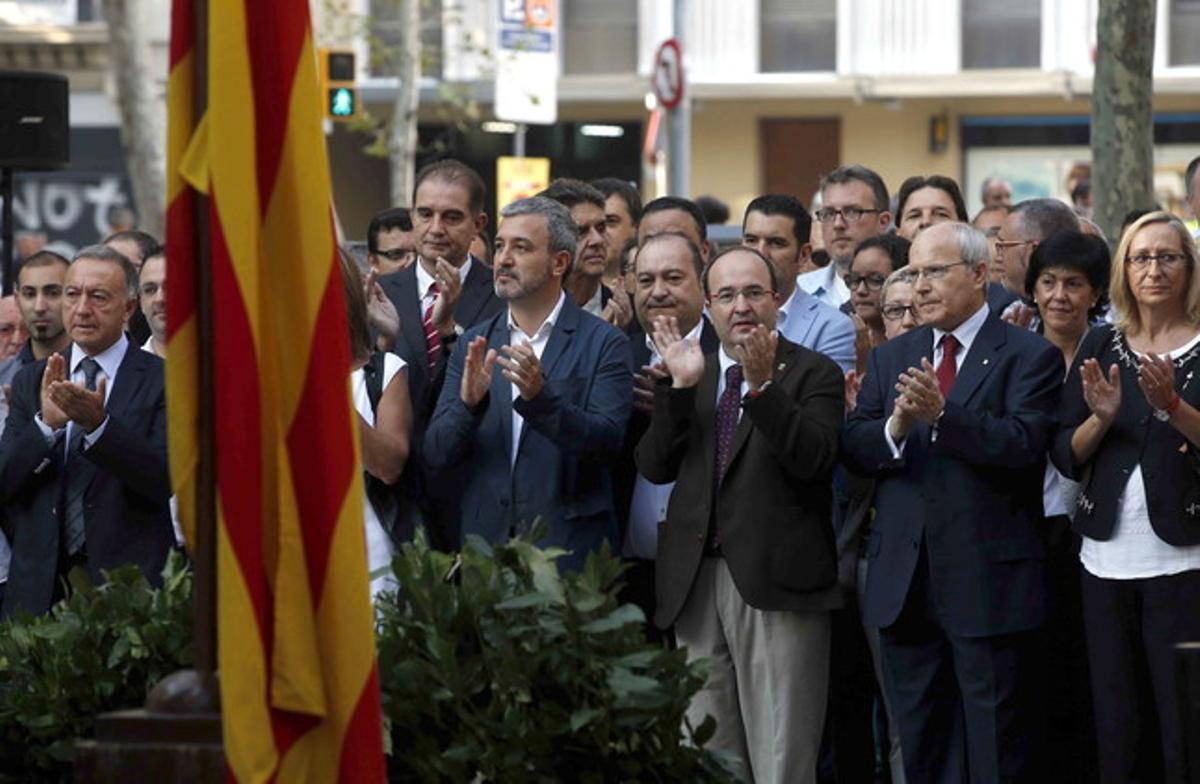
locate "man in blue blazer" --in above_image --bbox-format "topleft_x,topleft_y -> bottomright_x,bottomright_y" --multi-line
0,246 -> 173,617
741,196 -> 856,372
842,222 -> 1062,783
423,196 -> 632,572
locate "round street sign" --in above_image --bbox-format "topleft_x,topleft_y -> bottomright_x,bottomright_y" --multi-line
652,38 -> 684,110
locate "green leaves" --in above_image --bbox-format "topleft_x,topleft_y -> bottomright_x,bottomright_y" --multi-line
375,530 -> 738,783
0,552 -> 193,781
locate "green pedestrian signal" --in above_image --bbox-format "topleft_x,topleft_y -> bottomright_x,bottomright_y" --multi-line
329,87 -> 356,118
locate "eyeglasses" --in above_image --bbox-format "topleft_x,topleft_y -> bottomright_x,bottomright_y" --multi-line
993,238 -> 1033,251
881,303 -> 920,321
814,207 -> 879,223
903,261 -> 971,282
709,286 -> 774,306
375,248 -> 415,262
1127,252 -> 1187,269
844,272 -> 887,291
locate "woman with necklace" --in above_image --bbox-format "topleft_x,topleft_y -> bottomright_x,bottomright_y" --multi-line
1052,212 -> 1200,784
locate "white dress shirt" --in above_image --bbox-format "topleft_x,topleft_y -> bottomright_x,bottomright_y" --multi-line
884,302 -> 990,457
508,292 -> 566,466
583,284 -> 604,317
625,319 -> 705,559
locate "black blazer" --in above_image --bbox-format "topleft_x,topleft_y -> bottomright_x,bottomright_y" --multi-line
842,313 -> 1062,636
0,345 -> 173,616
636,337 -> 844,628
1052,324 -> 1200,546
377,256 -> 503,424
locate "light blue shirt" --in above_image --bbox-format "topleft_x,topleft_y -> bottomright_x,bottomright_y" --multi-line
777,286 -> 856,373
35,335 -> 129,453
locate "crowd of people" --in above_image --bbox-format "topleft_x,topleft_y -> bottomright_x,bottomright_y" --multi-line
2,153 -> 1200,784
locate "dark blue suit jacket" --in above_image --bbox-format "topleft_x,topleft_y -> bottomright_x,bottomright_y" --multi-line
0,344 -> 173,617
423,297 -> 633,572
841,312 -> 1062,636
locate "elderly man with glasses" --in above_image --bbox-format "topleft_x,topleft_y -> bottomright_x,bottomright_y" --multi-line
843,221 -> 1062,783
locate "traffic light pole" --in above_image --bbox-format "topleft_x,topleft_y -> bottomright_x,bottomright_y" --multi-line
514,122 -> 527,158
667,0 -> 689,198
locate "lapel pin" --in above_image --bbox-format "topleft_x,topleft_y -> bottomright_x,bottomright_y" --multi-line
777,362 -> 786,371
982,358 -> 989,366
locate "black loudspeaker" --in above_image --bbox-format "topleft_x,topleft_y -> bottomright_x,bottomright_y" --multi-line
0,71 -> 68,171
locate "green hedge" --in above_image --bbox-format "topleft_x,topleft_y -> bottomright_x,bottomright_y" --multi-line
0,535 -> 735,782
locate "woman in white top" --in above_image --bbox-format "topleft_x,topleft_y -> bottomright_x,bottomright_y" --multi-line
1052,212 -> 1200,784
341,252 -> 412,601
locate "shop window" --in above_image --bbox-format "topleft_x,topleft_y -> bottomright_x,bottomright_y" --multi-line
760,0 -> 836,73
961,0 -> 1040,69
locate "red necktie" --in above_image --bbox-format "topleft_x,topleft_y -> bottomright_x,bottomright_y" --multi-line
936,334 -> 959,397
422,281 -> 441,371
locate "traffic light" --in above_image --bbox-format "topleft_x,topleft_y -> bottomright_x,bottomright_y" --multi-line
319,48 -> 358,121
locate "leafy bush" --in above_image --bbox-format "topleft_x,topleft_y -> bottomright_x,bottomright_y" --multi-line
0,552 -> 193,781
375,531 -> 736,783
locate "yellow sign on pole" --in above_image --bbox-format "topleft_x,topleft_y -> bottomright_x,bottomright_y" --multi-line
496,156 -> 551,216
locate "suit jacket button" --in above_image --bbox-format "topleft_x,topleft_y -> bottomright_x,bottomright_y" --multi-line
696,533 -> 704,541
499,498 -> 510,507
911,540 -> 919,550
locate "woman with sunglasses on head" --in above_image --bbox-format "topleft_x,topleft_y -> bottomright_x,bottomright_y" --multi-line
1052,212 -> 1200,784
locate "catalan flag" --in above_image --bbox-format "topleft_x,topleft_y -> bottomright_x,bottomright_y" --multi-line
166,0 -> 385,780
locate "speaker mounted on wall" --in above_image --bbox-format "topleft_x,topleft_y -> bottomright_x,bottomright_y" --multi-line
0,71 -> 69,171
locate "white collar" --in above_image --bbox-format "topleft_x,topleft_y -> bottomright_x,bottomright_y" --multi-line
777,286 -> 809,322
507,291 -> 567,338
416,256 -> 472,298
932,302 -> 990,352
644,317 -> 705,359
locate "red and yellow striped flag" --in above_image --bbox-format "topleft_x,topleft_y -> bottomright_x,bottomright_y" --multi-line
166,0 -> 385,780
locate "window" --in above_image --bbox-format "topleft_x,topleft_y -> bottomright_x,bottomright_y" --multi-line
561,0 -> 638,76
369,0 -> 443,79
962,0 -> 1040,69
1171,0 -> 1200,65
760,0 -> 836,73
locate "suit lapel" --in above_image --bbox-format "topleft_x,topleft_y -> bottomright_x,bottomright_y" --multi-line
948,315 -> 1004,406
785,296 -> 816,347
513,298 -> 579,458
697,348 -> 719,484
489,314 -> 514,463
393,266 -> 428,387
105,344 -> 148,421
454,256 -> 493,328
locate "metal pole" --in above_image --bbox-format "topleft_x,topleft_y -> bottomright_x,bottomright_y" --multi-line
1,168 -> 11,296
514,122 -> 527,158
667,0 -> 689,198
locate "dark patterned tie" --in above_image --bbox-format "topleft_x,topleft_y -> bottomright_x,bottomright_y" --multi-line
714,363 -> 743,482
63,357 -> 101,555
936,334 -> 959,398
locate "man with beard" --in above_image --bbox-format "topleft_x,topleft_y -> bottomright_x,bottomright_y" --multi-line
423,196 -> 632,572
13,252 -> 71,368
137,249 -> 167,358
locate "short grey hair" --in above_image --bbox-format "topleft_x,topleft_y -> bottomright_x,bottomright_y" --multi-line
72,244 -> 139,299
500,196 -> 577,265
1010,198 -> 1080,242
880,266 -> 914,306
945,222 -> 992,267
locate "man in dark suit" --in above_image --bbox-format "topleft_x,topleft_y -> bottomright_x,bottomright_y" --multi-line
374,161 -> 504,548
617,232 -> 716,637
539,178 -> 634,331
0,245 -> 172,617
423,196 -> 631,573
637,246 -> 843,783
842,221 -> 1062,783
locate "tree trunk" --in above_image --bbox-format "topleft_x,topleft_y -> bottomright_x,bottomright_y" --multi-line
388,0 -> 422,208
105,0 -> 167,240
1091,0 -> 1157,245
